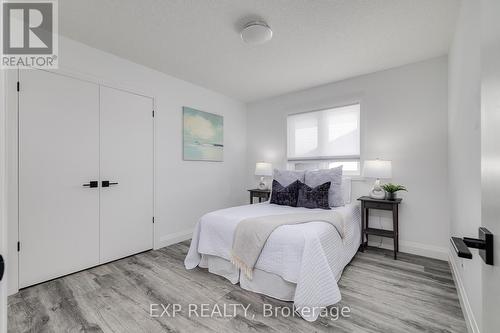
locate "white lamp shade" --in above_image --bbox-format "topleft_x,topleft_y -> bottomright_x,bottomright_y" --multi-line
363,160 -> 392,179
255,162 -> 273,176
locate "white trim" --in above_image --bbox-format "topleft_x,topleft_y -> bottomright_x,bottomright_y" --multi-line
288,155 -> 360,161
6,70 -> 19,295
288,102 -> 362,117
367,239 -> 448,260
152,98 -> 157,250
448,248 -> 480,333
287,159 -> 362,176
156,228 -> 193,249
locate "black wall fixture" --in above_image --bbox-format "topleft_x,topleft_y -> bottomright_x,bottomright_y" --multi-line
102,180 -> 118,188
451,227 -> 493,265
0,254 -> 4,281
82,181 -> 98,188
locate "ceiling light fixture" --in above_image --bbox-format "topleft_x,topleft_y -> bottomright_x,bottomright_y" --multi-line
241,21 -> 273,44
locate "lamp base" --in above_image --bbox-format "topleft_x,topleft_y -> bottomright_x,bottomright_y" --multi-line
369,189 -> 386,199
369,178 -> 386,199
258,176 -> 267,190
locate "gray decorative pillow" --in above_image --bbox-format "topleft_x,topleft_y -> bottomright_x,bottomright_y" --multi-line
297,181 -> 331,209
272,169 -> 305,186
304,166 -> 343,207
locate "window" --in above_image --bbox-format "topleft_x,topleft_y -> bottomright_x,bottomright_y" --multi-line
287,103 -> 361,175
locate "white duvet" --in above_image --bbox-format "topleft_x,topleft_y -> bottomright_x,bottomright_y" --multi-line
185,202 -> 361,321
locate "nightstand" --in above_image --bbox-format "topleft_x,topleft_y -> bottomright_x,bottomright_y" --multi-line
357,196 -> 402,259
248,189 -> 271,204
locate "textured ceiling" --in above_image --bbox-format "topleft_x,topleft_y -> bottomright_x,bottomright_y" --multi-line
59,0 -> 459,102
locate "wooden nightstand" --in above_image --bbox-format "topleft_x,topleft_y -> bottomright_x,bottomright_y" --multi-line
357,196 -> 402,259
248,189 -> 271,204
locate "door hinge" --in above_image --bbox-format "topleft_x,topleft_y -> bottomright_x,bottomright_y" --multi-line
17,81 -> 20,92
152,110 -> 155,118
152,217 -> 155,223
17,241 -> 21,252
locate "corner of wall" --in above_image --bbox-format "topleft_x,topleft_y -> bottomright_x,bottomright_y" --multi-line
156,228 -> 194,250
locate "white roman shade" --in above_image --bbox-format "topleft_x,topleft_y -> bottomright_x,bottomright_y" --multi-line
287,104 -> 360,160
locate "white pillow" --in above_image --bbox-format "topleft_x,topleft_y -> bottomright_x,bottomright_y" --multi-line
304,166 -> 343,207
342,176 -> 352,204
272,169 -> 305,186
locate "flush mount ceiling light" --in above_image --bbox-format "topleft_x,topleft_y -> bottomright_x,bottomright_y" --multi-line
241,21 -> 273,44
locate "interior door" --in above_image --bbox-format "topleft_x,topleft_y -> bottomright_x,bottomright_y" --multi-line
481,0 -> 500,330
1,66 -> 8,333
19,70 -> 100,288
99,86 -> 153,263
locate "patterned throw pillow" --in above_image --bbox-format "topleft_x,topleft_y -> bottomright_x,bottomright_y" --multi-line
297,181 -> 331,209
270,180 -> 300,207
304,166 -> 343,207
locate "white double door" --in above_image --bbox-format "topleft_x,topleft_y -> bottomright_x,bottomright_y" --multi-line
19,69 -> 153,288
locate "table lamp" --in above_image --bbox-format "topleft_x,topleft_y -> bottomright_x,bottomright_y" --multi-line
255,162 -> 273,190
363,159 -> 392,199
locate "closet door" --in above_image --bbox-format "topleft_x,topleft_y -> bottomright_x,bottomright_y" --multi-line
19,70 -> 100,288
100,86 -> 153,263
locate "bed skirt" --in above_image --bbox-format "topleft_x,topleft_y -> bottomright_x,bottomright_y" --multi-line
200,254 -> 297,301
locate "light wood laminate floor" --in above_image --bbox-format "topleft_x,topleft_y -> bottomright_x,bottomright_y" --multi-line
8,241 -> 467,333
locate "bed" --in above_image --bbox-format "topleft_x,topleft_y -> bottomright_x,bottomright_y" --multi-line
185,191 -> 361,322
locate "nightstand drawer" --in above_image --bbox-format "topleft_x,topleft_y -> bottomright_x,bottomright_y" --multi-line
253,192 -> 270,198
363,201 -> 393,210
248,189 -> 271,204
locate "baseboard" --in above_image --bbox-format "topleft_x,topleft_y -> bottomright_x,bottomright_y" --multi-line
448,249 -> 480,333
156,228 -> 193,249
367,239 -> 448,260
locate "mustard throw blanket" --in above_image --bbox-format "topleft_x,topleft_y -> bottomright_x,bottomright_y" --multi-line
231,211 -> 345,279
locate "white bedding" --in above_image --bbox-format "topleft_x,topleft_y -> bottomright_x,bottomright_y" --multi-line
185,202 -> 361,321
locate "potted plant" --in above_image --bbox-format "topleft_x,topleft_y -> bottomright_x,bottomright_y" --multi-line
381,183 -> 407,200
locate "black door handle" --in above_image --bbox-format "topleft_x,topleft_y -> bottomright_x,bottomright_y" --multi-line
82,181 -> 98,188
0,254 -> 4,281
451,227 -> 494,265
102,181 -> 118,188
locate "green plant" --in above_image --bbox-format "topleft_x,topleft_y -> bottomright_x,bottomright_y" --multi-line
381,183 -> 407,193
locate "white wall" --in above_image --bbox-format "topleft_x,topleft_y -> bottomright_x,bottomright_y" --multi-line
247,57 -> 450,260
6,36 -> 247,294
447,1 -> 483,332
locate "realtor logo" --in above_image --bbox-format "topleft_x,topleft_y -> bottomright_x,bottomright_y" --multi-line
2,0 -> 58,68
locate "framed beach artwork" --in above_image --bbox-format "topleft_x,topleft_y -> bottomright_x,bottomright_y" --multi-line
183,107 -> 224,161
